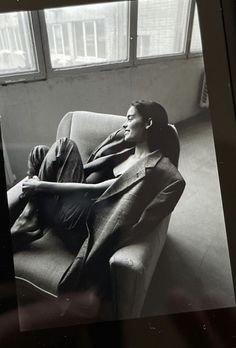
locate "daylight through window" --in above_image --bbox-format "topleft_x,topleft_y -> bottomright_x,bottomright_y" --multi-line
137,0 -> 190,58
0,12 -> 37,76
0,1 -> 202,83
190,4 -> 202,53
44,2 -> 129,69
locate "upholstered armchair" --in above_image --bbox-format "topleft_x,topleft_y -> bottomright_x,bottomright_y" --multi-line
8,111 -> 180,327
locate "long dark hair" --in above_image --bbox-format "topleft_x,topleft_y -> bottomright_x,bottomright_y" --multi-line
131,100 -> 169,151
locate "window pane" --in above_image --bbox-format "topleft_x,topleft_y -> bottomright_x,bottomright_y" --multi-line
0,12 -> 37,75
137,0 -> 190,58
44,2 -> 129,69
190,5 -> 202,53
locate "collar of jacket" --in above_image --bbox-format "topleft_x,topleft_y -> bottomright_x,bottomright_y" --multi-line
94,148 -> 162,203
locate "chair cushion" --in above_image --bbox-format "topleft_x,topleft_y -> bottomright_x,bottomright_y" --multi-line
14,227 -> 81,296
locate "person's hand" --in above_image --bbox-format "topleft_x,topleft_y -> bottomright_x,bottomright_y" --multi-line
22,175 -> 40,197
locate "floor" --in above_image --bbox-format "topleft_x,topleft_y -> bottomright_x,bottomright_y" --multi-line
142,111 -> 235,316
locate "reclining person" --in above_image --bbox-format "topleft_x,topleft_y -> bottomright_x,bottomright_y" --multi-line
11,100 -> 185,321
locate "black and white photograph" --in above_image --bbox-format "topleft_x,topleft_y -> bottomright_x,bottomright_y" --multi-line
0,0 -> 235,332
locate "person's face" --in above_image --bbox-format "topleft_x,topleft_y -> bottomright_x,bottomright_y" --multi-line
123,106 -> 150,143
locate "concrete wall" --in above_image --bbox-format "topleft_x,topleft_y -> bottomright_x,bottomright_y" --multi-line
1,56 -> 203,181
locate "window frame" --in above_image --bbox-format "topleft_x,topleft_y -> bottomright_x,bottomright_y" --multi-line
0,11 -> 46,85
38,2 -> 132,78
0,0 -> 203,84
187,0 -> 203,57
134,0 -> 194,66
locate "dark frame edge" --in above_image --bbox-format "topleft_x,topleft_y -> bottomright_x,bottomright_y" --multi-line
0,0 -> 124,13
197,0 -> 236,303
0,0 -> 236,347
0,118 -> 20,345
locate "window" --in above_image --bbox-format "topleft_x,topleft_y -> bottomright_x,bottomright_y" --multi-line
0,12 -> 37,75
0,1 -> 203,83
190,5 -> 202,53
74,19 -> 106,62
137,35 -> 151,57
44,1 -> 129,69
51,24 -> 65,55
137,0 -> 191,58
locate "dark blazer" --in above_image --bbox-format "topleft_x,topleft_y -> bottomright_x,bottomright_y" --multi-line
58,147 -> 185,317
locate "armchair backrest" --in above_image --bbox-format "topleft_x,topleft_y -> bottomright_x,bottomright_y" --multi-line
57,111 -> 180,167
57,111 -> 125,163
161,124 -> 180,167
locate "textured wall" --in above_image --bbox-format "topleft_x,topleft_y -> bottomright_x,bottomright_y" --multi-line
0,56 -> 203,180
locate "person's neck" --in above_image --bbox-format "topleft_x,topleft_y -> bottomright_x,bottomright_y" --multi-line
134,141 -> 151,158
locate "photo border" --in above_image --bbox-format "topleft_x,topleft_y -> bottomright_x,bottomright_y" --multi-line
0,0 -> 236,346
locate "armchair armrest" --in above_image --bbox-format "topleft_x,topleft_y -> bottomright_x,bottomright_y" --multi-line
109,216 -> 170,319
7,179 -> 27,227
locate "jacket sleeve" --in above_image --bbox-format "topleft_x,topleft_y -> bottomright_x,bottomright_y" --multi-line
120,178 -> 185,246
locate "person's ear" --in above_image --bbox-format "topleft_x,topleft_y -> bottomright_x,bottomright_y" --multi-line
145,117 -> 152,130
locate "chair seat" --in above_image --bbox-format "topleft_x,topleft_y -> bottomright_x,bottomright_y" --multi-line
14,228 -> 79,296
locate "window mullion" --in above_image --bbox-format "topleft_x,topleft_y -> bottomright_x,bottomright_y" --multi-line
185,0 -> 196,58
129,0 -> 138,66
28,11 -> 46,79
38,10 -> 54,75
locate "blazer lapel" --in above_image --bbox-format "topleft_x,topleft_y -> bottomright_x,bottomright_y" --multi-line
95,149 -> 162,202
